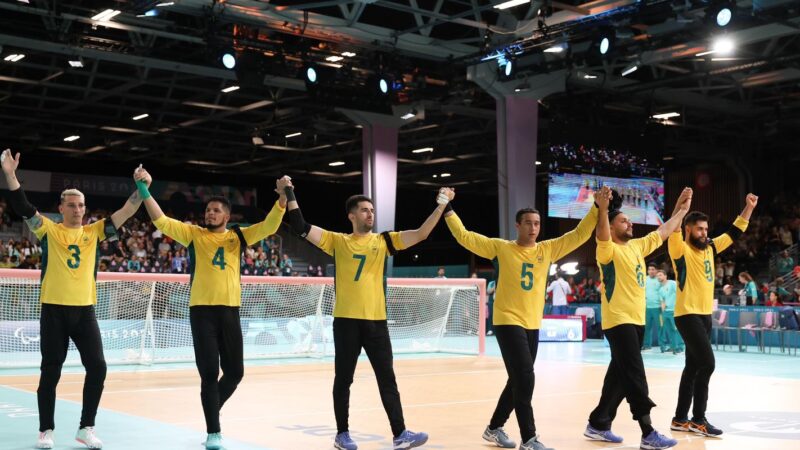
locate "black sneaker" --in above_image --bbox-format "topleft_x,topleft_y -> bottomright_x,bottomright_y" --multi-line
689,418 -> 723,437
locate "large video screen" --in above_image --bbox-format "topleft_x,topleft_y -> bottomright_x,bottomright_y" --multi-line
548,173 -> 665,225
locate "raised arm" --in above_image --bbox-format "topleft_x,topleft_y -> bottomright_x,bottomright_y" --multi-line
740,193 -> 758,222
240,176 -> 288,244
442,189 -> 498,260
110,165 -> 150,229
283,178 -> 325,247
595,186 -> 611,242
134,167 -> 165,221
398,188 -> 452,248
1,149 -> 44,233
134,168 -> 193,246
549,195 -> 600,260
712,193 -> 757,252
656,187 -> 692,242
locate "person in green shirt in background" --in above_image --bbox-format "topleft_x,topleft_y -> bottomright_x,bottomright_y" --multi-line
656,270 -> 683,354
643,263 -> 662,350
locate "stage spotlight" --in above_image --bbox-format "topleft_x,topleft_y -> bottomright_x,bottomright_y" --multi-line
708,2 -> 735,27
220,50 -> 236,70
595,27 -> 616,56
305,65 -> 318,84
378,76 -> 389,95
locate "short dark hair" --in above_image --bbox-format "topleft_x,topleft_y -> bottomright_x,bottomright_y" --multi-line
206,196 -> 231,213
346,195 -> 373,214
515,208 -> 540,224
684,211 -> 709,227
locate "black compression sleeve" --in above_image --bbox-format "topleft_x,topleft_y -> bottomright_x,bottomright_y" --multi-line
284,186 -> 296,202
444,202 -> 453,213
286,208 -> 312,238
7,187 -> 37,219
726,225 -> 743,240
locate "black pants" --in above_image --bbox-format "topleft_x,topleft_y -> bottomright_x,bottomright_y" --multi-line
38,304 -> 107,432
589,324 -> 656,431
190,306 -> 244,434
674,314 -> 714,421
333,318 -> 405,437
489,325 -> 539,443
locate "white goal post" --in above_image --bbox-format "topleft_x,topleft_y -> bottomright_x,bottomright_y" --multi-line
0,269 -> 486,368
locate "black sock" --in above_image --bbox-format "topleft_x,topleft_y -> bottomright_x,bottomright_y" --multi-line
639,415 -> 654,437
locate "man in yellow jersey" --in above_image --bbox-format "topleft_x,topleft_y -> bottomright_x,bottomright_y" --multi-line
134,169 -> 287,450
444,187 -> 601,450
282,180 -> 451,450
668,194 -> 757,438
1,149 -> 150,449
584,187 -> 692,450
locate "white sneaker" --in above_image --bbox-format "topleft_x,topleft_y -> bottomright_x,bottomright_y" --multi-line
76,426 -> 103,449
36,430 -> 54,449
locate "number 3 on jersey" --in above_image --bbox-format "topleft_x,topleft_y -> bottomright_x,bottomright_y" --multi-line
212,247 -> 226,270
521,263 -> 534,291
66,244 -> 81,269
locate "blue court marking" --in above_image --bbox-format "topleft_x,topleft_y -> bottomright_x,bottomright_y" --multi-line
0,385 -> 270,450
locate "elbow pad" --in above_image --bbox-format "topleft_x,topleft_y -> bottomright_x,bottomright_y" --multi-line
286,208 -> 311,238
7,188 -> 37,219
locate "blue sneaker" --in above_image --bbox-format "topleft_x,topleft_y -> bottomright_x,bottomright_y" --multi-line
519,435 -> 553,450
640,430 -> 678,449
393,430 -> 428,449
583,424 -> 623,443
334,432 -> 357,450
204,432 -> 223,450
482,426 -> 516,448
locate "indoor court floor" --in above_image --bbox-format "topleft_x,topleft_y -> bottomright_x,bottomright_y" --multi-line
1,339 -> 798,450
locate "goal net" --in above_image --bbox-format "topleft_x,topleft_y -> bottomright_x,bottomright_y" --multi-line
0,269 -> 485,368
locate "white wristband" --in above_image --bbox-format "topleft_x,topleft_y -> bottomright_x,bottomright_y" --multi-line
436,193 -> 449,205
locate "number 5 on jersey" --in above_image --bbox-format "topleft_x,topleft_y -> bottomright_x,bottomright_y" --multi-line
521,262 -> 534,291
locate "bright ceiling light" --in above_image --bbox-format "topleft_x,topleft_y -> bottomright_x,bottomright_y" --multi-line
221,85 -> 240,93
325,55 -> 344,62
440,173 -> 451,178
329,161 -> 345,167
412,147 -> 434,154
494,0 -> 530,10
621,63 -> 639,77
91,9 -> 121,22
132,113 -> 149,121
544,44 -> 565,53
341,52 -> 357,57
712,37 -> 735,55
63,135 -> 80,142
285,132 -> 302,138
4,54 -> 25,62
651,112 -> 680,120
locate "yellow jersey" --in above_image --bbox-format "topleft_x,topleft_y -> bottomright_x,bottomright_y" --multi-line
670,216 -> 748,316
317,230 -> 406,320
153,201 -> 285,306
34,216 -> 107,306
445,205 -> 598,329
597,231 -> 663,329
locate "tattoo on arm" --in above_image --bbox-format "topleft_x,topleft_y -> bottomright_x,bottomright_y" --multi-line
128,190 -> 142,205
25,215 -> 43,231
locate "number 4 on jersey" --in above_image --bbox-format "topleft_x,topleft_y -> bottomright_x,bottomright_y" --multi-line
212,247 -> 226,270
